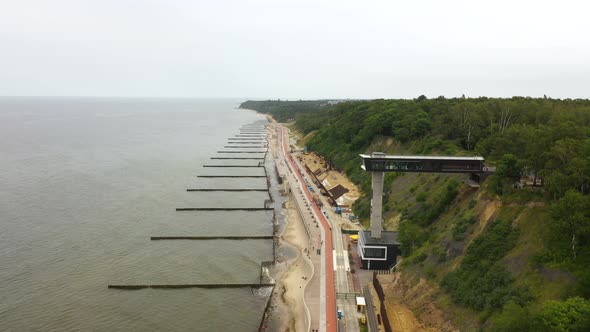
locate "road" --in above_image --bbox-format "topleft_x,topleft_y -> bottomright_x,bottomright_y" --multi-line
291,152 -> 360,332
274,121 -> 361,332
274,123 -> 338,332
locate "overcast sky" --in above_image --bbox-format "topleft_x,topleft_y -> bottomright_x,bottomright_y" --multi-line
1,0 -> 589,99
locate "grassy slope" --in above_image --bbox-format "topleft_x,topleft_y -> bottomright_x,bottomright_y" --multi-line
253,99 -> 587,329
361,136 -> 573,330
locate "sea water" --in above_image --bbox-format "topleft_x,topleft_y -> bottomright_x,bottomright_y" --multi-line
0,97 -> 273,331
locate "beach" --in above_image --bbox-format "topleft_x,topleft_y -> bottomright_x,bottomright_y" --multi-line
275,198 -> 313,331
266,120 -> 323,332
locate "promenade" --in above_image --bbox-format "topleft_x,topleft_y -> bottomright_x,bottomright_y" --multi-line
271,122 -> 337,332
270,119 -> 368,332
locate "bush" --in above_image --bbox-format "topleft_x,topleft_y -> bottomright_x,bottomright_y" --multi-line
452,212 -> 477,241
398,221 -> 430,256
532,297 -> 590,331
490,300 -> 530,331
352,195 -> 371,220
489,154 -> 523,195
416,192 -> 427,202
432,246 -> 447,262
415,251 -> 428,263
412,179 -> 459,226
426,266 -> 437,279
441,219 -> 528,311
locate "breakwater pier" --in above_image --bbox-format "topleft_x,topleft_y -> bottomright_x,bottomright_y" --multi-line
108,119 -> 278,331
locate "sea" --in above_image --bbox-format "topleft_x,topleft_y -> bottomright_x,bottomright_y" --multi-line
0,97 -> 277,331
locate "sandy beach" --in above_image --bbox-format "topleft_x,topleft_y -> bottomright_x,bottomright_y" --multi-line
275,198 -> 314,331
267,121 -> 316,332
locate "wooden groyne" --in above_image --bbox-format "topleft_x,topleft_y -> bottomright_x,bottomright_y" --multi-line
108,283 -> 274,290
227,141 -> 266,144
110,119 -> 277,332
196,175 -> 266,178
210,157 -> 265,159
175,207 -> 273,211
228,138 -> 265,140
187,189 -> 268,192
223,146 -> 267,148
150,236 -> 273,240
202,165 -> 261,167
217,151 -> 267,153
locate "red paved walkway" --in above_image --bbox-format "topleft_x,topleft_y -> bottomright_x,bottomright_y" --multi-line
280,127 -> 337,332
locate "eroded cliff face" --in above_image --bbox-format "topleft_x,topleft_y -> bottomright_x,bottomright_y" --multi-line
374,272 -> 455,332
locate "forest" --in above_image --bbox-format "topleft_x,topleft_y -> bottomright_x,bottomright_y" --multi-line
242,96 -> 590,331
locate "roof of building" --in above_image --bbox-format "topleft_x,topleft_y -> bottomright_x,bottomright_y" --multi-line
359,154 -> 484,161
356,297 -> 366,306
360,230 -> 400,245
328,184 -> 349,200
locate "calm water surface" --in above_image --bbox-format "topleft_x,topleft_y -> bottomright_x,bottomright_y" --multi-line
0,97 -> 273,331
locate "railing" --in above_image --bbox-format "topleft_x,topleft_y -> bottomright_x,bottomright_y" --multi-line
363,286 -> 379,332
373,272 -> 393,332
336,292 -> 361,299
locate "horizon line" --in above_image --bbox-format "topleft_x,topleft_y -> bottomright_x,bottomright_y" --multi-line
1,95 -> 589,101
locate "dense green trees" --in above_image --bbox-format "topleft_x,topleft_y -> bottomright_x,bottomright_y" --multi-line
490,300 -> 531,331
242,97 -> 590,261
534,297 -> 590,331
244,97 -> 590,257
491,297 -> 590,331
240,100 -> 330,130
241,97 -> 590,329
488,154 -> 523,194
243,97 -> 590,201
550,190 -> 590,259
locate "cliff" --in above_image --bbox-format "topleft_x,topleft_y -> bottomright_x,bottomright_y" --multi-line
241,97 -> 590,331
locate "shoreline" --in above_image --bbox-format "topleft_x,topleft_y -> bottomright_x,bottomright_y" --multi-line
277,198 -> 314,331
266,120 -> 315,332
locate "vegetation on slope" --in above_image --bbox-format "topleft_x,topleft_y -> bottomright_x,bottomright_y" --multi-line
241,97 -> 590,331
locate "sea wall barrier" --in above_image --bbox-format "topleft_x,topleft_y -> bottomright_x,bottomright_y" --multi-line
258,284 -> 276,332
291,188 -> 313,244
150,236 -> 273,240
108,283 -> 274,290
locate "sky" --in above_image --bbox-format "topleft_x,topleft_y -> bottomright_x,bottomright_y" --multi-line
1,0 -> 589,99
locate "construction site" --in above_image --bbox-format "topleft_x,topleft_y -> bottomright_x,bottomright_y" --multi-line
295,152 -> 360,209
